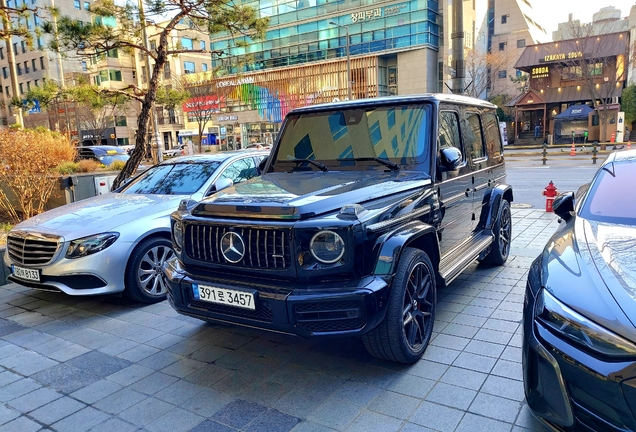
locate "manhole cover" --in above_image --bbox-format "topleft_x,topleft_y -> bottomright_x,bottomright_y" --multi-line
511,203 -> 533,209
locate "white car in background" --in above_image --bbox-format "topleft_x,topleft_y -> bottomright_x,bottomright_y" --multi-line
4,151 -> 268,303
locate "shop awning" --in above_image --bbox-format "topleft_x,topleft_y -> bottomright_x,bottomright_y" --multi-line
554,104 -> 594,120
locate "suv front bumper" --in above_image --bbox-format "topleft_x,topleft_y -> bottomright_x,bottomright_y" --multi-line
163,257 -> 390,338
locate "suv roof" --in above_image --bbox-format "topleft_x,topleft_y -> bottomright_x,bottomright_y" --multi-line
289,93 -> 497,115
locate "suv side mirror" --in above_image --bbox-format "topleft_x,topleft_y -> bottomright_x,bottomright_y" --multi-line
439,147 -> 463,170
213,178 -> 233,192
553,192 -> 574,221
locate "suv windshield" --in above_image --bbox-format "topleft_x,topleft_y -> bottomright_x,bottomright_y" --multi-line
271,104 -> 431,172
579,161 -> 636,225
122,162 -> 221,195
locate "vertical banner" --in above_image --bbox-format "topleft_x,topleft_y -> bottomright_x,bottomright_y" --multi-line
616,111 -> 625,143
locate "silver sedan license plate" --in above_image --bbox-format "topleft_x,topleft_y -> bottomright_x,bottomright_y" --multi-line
12,265 -> 40,282
193,284 -> 256,310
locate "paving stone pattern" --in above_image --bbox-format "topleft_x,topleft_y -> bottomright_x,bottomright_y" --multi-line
0,209 -> 556,431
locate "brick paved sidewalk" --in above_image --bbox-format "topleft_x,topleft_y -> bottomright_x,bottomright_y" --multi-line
0,209 -> 557,432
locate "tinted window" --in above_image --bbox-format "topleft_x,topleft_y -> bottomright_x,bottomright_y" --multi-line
483,113 -> 503,159
466,113 -> 485,159
122,162 -> 220,195
439,111 -> 462,152
99,154 -> 129,166
579,162 -> 636,225
219,158 -> 258,184
273,105 -> 431,170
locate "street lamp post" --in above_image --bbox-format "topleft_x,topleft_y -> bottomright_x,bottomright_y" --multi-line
329,21 -> 352,100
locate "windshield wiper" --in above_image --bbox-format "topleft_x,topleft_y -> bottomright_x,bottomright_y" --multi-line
287,158 -> 329,172
337,157 -> 400,171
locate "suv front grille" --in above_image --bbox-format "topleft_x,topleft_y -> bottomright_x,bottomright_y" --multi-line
185,225 -> 292,269
7,234 -> 60,266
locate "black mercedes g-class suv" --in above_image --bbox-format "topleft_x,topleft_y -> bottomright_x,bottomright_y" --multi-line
165,94 -> 513,364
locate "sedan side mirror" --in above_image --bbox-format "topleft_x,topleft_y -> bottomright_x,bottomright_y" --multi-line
553,192 -> 575,221
439,147 -> 463,171
213,178 -> 233,192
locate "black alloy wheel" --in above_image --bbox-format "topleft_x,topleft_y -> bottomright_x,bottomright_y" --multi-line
483,199 -> 512,265
363,247 -> 436,364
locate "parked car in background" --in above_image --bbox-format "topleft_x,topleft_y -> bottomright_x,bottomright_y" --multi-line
78,146 -> 130,167
165,94 -> 512,363
523,149 -> 636,431
163,144 -> 186,158
4,151 -> 268,303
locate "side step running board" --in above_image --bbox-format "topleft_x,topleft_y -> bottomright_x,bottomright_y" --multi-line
438,234 -> 493,286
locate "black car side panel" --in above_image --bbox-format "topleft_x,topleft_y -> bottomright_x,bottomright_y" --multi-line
372,221 -> 439,275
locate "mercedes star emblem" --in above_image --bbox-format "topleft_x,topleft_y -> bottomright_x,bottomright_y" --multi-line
220,231 -> 246,263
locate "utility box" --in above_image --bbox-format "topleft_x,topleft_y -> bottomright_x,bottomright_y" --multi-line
94,175 -> 117,195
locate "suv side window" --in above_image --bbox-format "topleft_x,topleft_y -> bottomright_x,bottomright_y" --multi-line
219,157 -> 258,184
483,113 -> 503,159
439,111 -> 462,152
466,113 -> 485,160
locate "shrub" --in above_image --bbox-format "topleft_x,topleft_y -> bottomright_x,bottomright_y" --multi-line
107,160 -> 126,171
0,129 -> 76,222
56,161 -> 80,174
76,159 -> 102,172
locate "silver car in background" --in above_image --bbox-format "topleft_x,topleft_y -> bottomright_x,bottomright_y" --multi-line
3,151 -> 267,303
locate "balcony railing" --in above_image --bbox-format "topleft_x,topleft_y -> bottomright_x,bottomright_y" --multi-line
157,116 -> 181,125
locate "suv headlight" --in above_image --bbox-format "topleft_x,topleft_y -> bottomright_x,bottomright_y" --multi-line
535,289 -> 636,357
66,232 -> 119,259
173,221 -> 184,249
309,230 -> 345,264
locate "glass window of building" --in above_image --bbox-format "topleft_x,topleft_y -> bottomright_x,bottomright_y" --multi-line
109,70 -> 122,81
200,40 -> 206,50
84,1 -> 89,10
81,60 -> 87,71
181,38 -> 193,50
74,0 -> 80,8
24,61 -> 28,73
40,56 -> 45,69
26,81 -> 31,91
5,86 -> 9,96
501,15 -> 507,24
2,67 -> 7,79
99,69 -> 109,81
164,63 -> 171,78
0,47 -> 3,59
107,49 -> 118,58
21,41 -> 26,53
19,83 -> 23,94
31,59 -> 36,71
34,79 -> 38,87
184,61 -> 195,74
17,64 -> 21,75
202,63 -> 208,71
12,43 -> 17,55
498,70 -> 507,78
115,116 -> 127,126
589,62 -> 603,76
517,39 -> 525,48
498,42 -> 505,51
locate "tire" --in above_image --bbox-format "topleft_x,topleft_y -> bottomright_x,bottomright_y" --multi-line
124,237 -> 175,303
482,199 -> 512,266
362,248 -> 436,364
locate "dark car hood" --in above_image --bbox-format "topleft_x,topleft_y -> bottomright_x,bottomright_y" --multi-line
192,171 -> 431,220
542,217 -> 636,342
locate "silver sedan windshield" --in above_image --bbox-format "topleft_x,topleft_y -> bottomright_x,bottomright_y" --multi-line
122,162 -> 221,195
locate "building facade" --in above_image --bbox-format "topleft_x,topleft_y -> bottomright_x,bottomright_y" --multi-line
510,32 -> 629,143
194,0 -> 440,148
0,0 -> 93,127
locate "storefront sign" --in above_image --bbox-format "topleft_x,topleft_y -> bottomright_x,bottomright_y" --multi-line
350,3 -> 407,22
217,115 -> 238,122
531,66 -> 549,78
542,51 -> 583,62
182,95 -> 223,113
216,77 -> 255,88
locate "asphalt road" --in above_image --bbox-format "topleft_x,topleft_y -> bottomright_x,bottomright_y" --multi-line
506,157 -> 601,209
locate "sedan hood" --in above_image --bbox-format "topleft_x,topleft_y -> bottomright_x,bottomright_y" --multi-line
583,220 -> 636,328
192,171 -> 431,220
13,194 -> 185,240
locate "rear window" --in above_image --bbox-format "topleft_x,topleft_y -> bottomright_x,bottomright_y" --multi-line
579,161 -> 636,225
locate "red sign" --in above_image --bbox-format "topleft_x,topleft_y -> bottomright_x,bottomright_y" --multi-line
182,95 -> 224,113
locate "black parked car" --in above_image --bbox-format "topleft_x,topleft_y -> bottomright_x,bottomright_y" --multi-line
165,94 -> 513,363
523,149 -> 636,431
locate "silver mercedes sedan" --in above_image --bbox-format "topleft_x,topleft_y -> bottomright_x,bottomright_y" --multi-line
3,150 -> 268,303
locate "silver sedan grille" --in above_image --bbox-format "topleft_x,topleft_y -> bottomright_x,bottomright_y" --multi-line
7,233 -> 61,266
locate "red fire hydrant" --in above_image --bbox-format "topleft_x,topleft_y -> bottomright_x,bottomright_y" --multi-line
543,181 -> 558,212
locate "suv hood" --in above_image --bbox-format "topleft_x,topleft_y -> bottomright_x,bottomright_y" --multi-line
192,171 -> 431,220
12,193 -> 185,240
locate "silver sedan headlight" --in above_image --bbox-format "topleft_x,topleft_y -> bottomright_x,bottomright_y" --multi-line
309,230 -> 345,264
535,289 -> 636,357
66,232 -> 119,259
173,221 -> 184,249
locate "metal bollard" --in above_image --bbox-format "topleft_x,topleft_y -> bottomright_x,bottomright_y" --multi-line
542,144 -> 547,165
592,142 -> 597,164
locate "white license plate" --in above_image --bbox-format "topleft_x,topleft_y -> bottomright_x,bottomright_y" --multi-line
12,265 -> 40,282
193,284 -> 256,310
